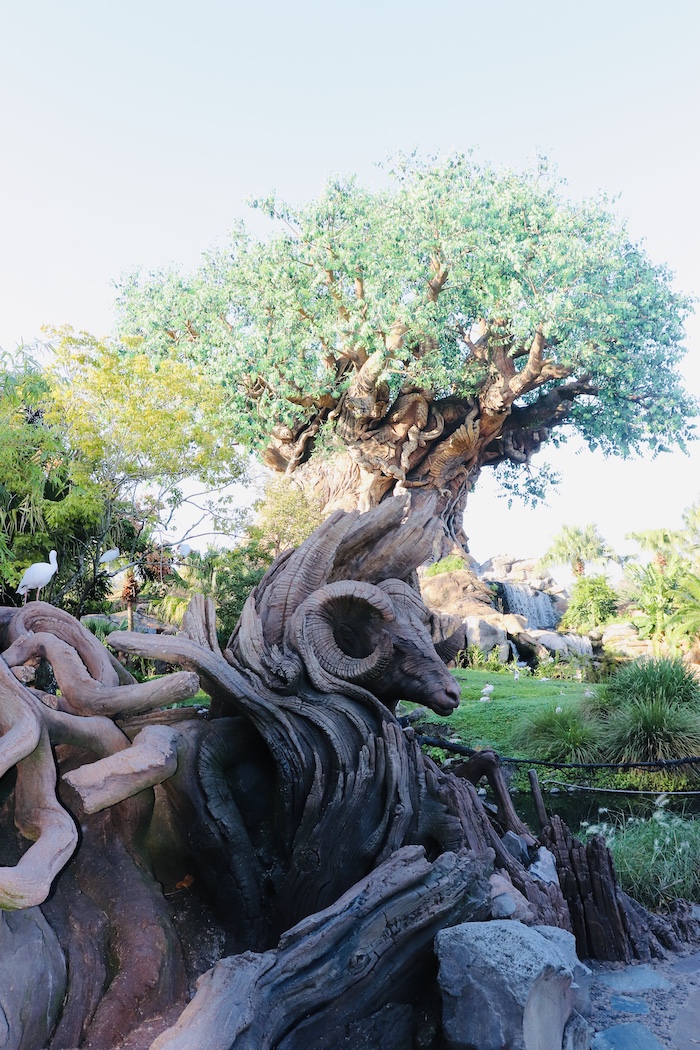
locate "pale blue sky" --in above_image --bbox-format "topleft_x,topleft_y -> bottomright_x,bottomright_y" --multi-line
2,0 -> 699,565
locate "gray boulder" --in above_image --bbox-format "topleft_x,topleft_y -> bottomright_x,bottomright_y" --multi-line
534,925 -> 593,1016
0,906 -> 66,1050
529,846 -> 560,886
436,920 -> 575,1050
502,830 -> 531,867
465,616 -> 508,659
489,873 -> 536,923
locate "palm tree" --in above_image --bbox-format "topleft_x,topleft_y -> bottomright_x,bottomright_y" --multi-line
539,523 -> 618,577
120,569 -> 140,632
626,528 -> 683,571
666,570 -> 700,646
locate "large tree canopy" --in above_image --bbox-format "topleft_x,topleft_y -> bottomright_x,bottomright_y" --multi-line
116,154 -> 695,551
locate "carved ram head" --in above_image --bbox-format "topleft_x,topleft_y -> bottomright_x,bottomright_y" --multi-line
284,578 -> 461,715
229,495 -> 463,717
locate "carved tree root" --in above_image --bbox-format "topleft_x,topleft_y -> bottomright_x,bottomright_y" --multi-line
43,794 -> 188,1050
150,845 -> 493,1050
3,629 -> 199,716
0,659 -> 79,909
0,602 -> 192,1046
0,723 -> 78,909
453,748 -> 537,846
63,724 -> 181,815
540,814 -> 700,962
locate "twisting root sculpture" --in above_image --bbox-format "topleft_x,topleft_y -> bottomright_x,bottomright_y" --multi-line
0,496 -> 690,1050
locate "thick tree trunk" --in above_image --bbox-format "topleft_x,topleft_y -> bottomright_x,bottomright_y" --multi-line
263,345 -> 597,556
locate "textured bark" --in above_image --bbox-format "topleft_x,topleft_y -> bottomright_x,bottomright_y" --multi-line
540,814 -> 700,962
150,846 -> 492,1050
0,498 -> 682,1048
264,354 -> 597,554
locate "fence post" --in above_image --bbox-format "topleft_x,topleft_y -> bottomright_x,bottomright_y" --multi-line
528,768 -> 549,831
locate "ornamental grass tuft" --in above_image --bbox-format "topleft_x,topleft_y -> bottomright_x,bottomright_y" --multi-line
582,798 -> 700,908
510,703 -> 603,764
597,656 -> 700,711
601,697 -> 700,767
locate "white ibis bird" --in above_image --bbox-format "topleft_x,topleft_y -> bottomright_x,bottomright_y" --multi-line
479,682 -> 495,702
99,547 -> 120,564
16,550 -> 58,603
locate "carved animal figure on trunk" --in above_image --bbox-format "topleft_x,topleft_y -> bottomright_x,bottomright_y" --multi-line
225,496 -> 463,717
2,495 -> 689,1050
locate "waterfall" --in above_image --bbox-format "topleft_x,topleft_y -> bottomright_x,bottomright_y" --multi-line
563,634 -> 593,658
498,582 -> 559,630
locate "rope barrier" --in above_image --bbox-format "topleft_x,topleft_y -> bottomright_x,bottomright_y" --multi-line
412,733 -> 700,771
541,779 -> 700,796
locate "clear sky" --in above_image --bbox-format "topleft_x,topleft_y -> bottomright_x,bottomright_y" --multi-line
2,0 -> 699,567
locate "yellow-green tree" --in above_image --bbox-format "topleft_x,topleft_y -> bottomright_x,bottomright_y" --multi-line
2,331 -> 247,612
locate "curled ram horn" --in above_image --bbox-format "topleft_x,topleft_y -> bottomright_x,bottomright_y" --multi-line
285,581 -> 395,689
434,626 -> 466,665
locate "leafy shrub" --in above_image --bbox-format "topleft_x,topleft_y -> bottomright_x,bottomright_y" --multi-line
533,654 -> 592,681
423,554 -> 468,578
511,703 -> 603,763
559,574 -> 618,632
83,617 -> 126,644
623,561 -> 682,642
457,644 -> 508,673
582,798 -> 700,907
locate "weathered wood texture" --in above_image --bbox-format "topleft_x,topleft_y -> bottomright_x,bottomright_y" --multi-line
150,846 -> 493,1050
0,497 -> 687,1048
541,815 -> 700,962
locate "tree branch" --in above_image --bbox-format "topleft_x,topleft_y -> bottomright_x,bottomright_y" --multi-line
427,257 -> 449,302
508,327 -> 546,396
507,373 -> 597,430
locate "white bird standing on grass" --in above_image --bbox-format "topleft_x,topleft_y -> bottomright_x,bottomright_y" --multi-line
16,550 -> 58,603
480,683 -> 495,702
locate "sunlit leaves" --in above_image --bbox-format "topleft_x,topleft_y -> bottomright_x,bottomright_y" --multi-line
44,327 -> 246,495
116,153 -> 695,462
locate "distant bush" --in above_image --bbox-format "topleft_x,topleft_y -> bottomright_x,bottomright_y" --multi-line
559,574 -> 619,632
457,644 -> 507,673
533,653 -> 593,681
423,554 -> 468,578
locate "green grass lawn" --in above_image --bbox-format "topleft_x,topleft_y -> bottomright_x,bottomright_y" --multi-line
406,668 -> 590,757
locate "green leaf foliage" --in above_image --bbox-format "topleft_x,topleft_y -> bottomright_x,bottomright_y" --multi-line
116,153 -> 696,473
560,575 -> 619,632
423,554 -> 468,578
